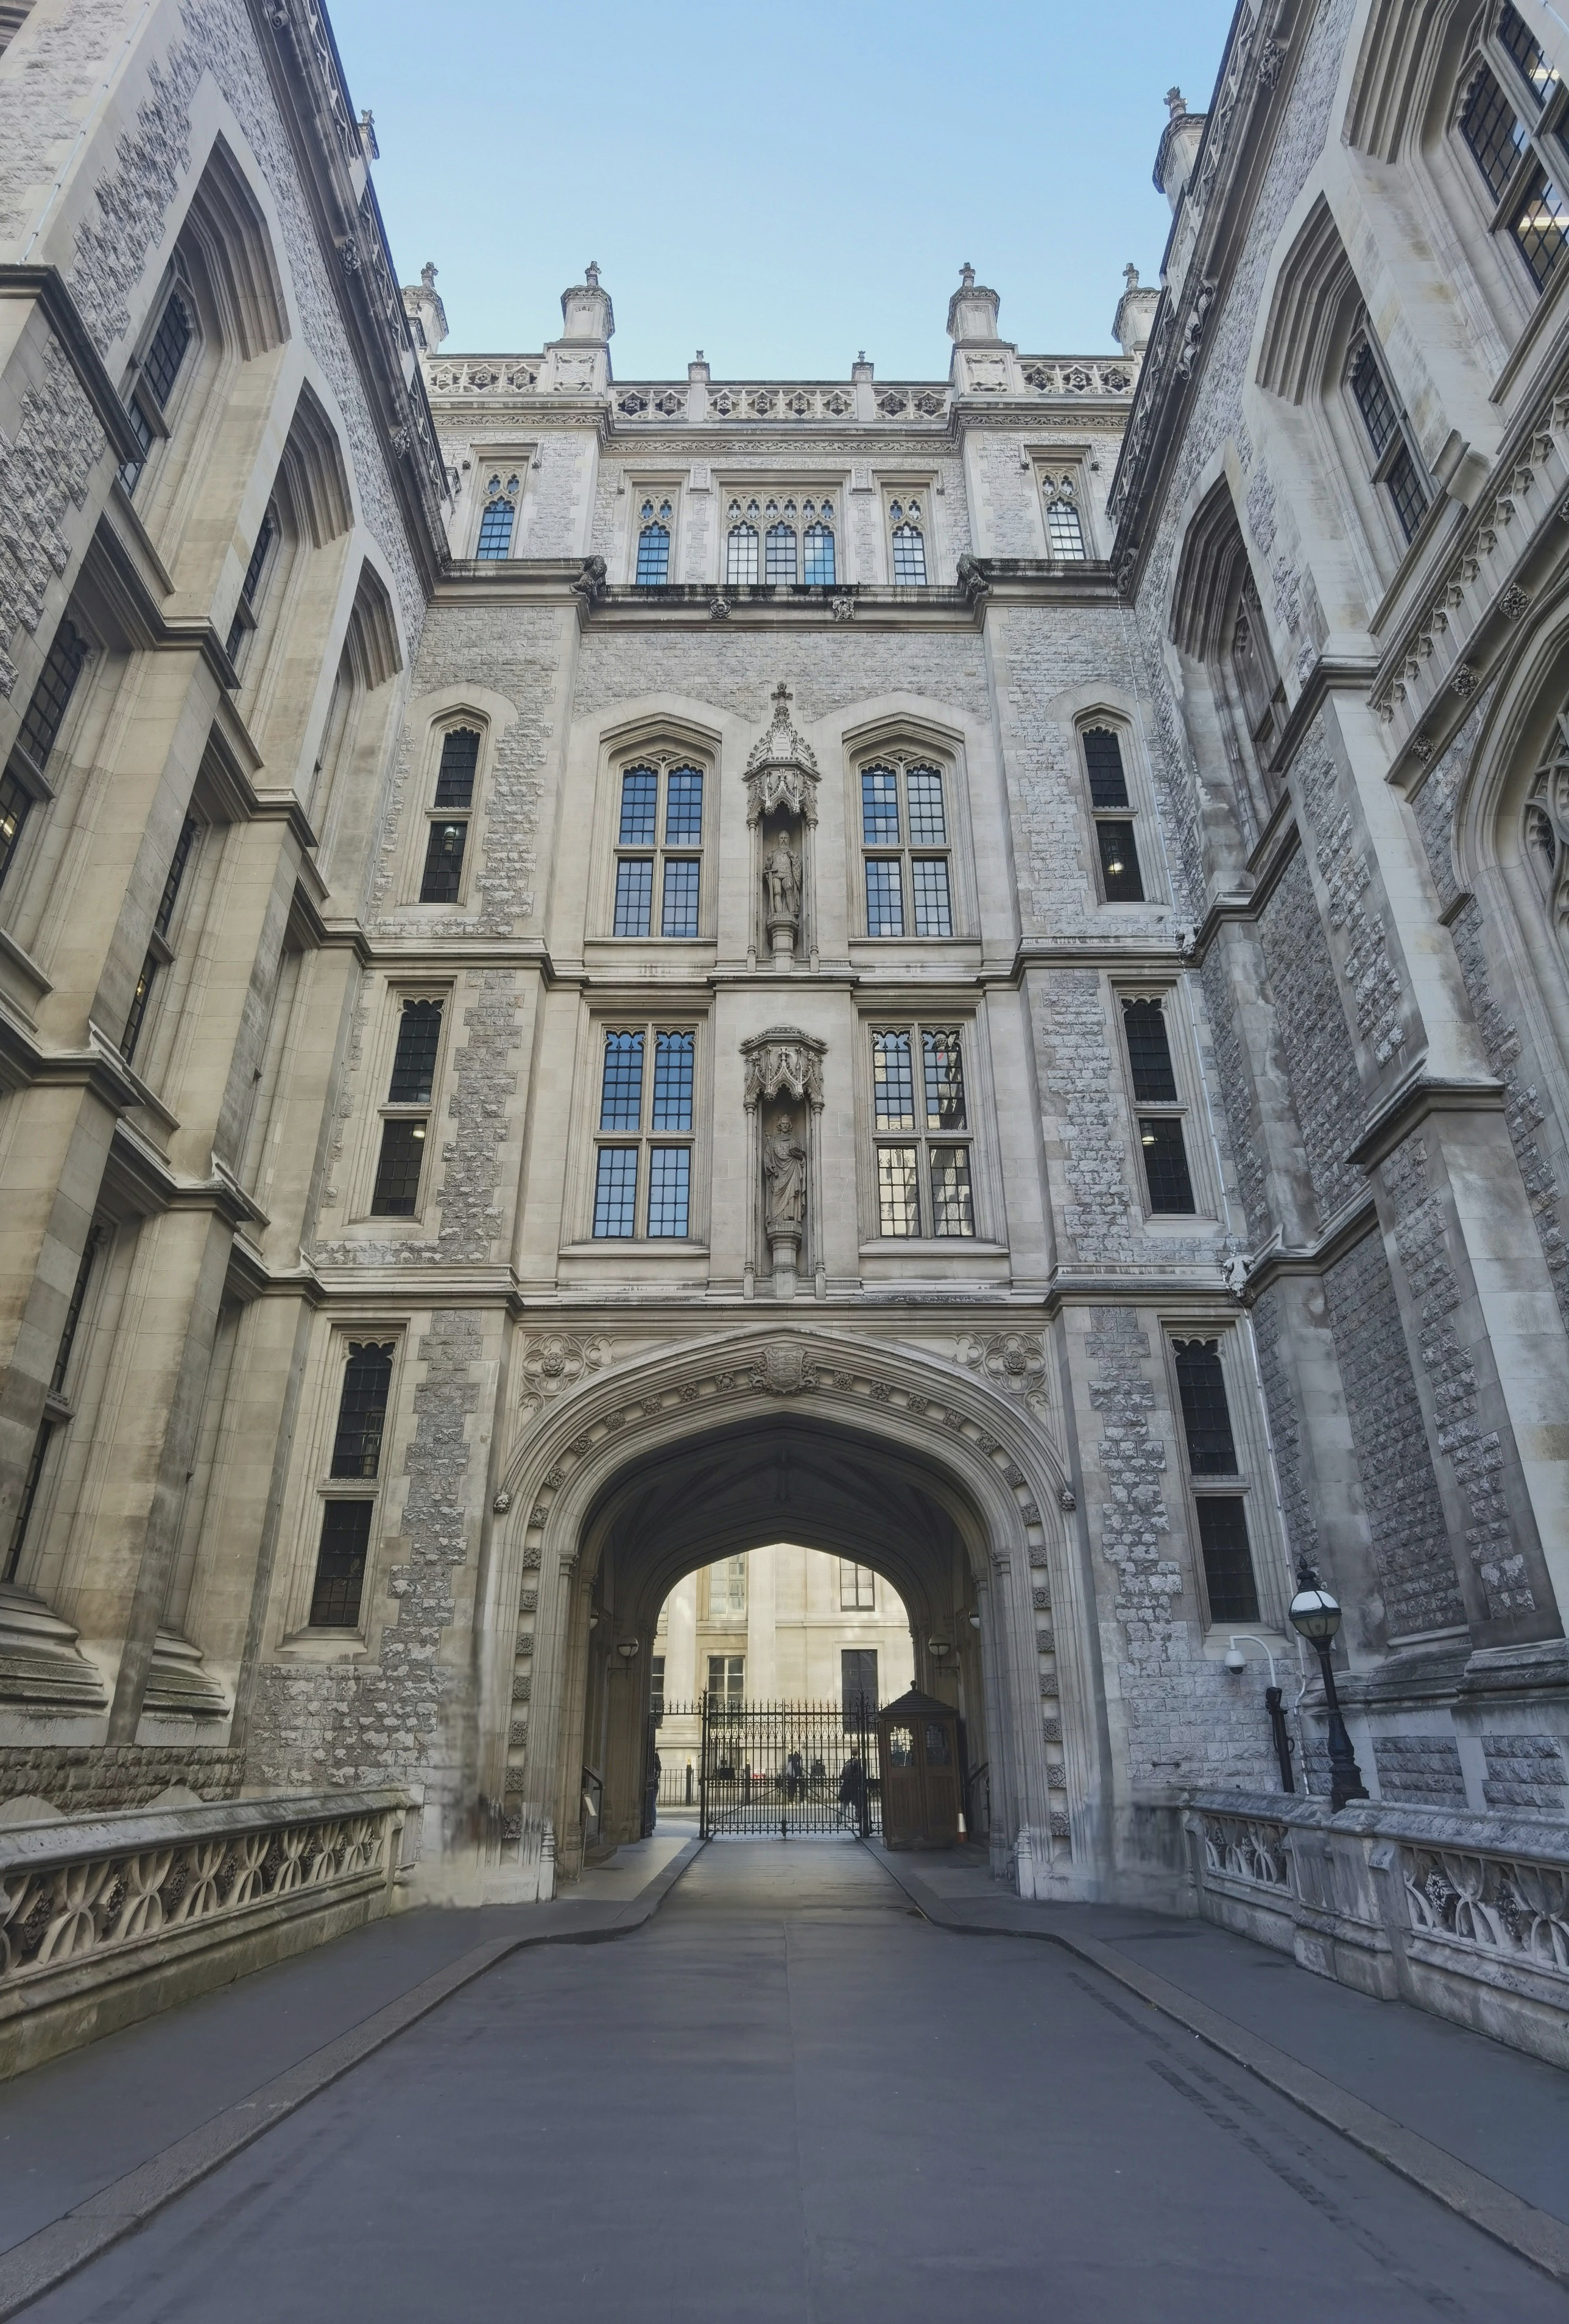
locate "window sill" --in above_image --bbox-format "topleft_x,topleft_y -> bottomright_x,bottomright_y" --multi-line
559,1240 -> 710,1258
858,1239 -> 1008,1259
277,1629 -> 372,1660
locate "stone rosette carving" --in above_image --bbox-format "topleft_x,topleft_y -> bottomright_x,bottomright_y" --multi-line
961,1331 -> 1048,1396
520,1334 -> 610,1401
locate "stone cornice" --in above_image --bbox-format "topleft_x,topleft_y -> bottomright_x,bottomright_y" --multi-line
1345,1068 -> 1506,1172
1236,1195 -> 1379,1303
85,513 -> 240,696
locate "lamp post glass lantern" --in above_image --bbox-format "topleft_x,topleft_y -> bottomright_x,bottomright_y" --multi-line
1287,1565 -> 1368,1811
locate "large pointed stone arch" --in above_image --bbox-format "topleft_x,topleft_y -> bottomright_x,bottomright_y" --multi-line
476,1329 -> 1107,1902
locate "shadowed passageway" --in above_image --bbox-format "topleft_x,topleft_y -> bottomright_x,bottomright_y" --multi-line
11,1843 -> 1565,2323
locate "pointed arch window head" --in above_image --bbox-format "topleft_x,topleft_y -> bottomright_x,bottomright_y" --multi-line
1347,337 -> 1431,546
1081,725 -> 1144,903
610,756 -> 705,938
1456,10 -> 1569,293
889,501 -> 928,585
726,522 -> 758,586
803,520 -> 835,585
635,498 -> 673,585
476,476 -> 520,559
766,523 -> 798,585
1042,472 -> 1088,560
119,284 -> 194,495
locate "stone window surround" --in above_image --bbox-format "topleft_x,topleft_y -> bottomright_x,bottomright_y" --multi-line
622,474 -> 683,585
849,997 -> 1009,1258
713,471 -> 849,588
587,728 -> 718,949
464,447 -> 535,559
1075,711 -> 1165,910
1029,446 -> 1097,559
1110,976 -> 1222,1229
0,605 -> 100,928
1158,1317 -> 1290,1638
879,473 -> 939,587
1448,10 -> 1569,327
843,725 -> 979,949
275,1322 -> 410,1655
345,978 -> 455,1227
559,998 -> 713,1258
1317,308 -> 1437,596
397,712 -> 492,910
116,251 -> 203,504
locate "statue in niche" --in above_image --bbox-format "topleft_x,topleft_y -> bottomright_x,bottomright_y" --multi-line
763,1111 -> 808,1234
763,835 -> 800,931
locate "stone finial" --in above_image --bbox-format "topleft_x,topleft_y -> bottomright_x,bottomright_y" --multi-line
947,263 -> 1001,343
1113,260 -> 1160,358
402,261 -> 448,352
559,263 -> 614,345
1154,88 -> 1207,210
959,261 -> 976,289
1165,86 -> 1186,119
585,259 -> 601,287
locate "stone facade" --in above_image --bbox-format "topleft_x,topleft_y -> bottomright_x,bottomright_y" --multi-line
1,0 -> 1567,1943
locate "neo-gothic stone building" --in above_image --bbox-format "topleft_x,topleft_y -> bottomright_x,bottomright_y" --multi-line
4,0 -> 1569,1971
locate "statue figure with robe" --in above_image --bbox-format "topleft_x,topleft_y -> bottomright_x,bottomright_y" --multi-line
763,1113 -> 808,1234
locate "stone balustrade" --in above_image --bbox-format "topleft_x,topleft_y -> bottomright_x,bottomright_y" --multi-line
0,1789 -> 407,2078
1176,1787 -> 1569,2068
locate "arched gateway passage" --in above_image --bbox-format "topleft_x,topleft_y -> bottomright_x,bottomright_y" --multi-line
480,1337 -> 1102,1898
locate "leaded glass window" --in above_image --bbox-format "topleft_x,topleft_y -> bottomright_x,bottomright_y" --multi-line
859,756 -> 956,938
593,1146 -> 638,1236
330,1342 -> 396,1478
1,620 -> 88,891
765,524 -> 797,585
1348,339 -> 1431,546
591,1022 -> 697,1238
890,520 -> 927,585
388,999 -> 443,1104
1046,496 -> 1086,559
1456,14 -> 1569,297
612,759 -> 705,938
1123,996 -> 1195,1214
309,1499 -> 373,1628
635,499 -> 673,584
1195,1498 -> 1258,1624
803,521 -> 835,585
1172,1339 -> 1239,1475
122,812 -> 199,1066
476,496 -> 515,558
871,1024 -> 975,1238
727,524 -> 758,586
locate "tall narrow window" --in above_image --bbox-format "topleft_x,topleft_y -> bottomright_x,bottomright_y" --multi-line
225,504 -> 277,668
635,498 -> 672,584
4,1223 -> 102,1585
839,1560 -> 876,1611
803,519 -> 836,585
859,756 -> 954,937
1172,1339 -> 1239,1474
1228,575 -> 1288,790
309,1339 -> 396,1628
1043,475 -> 1088,558
420,726 -> 481,904
1456,11 -> 1569,292
610,758 -> 704,938
372,995 -> 444,1215
1121,995 -> 1195,1214
1170,1334 -> 1258,1622
591,1023 -> 696,1239
727,523 -> 758,585
842,1647 -> 879,1723
1081,727 -> 1144,903
122,812 -> 198,1066
889,499 -> 928,584
1194,1499 -> 1258,1624
871,1024 -> 975,1238
713,1556 -> 747,1616
120,288 -> 193,495
766,523 -> 797,584
1348,340 -> 1430,546
0,619 -> 88,893
476,475 -> 520,558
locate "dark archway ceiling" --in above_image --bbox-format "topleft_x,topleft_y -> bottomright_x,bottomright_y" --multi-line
581,1415 -> 975,1633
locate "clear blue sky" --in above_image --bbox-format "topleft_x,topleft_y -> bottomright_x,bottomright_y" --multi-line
330,0 -> 1239,378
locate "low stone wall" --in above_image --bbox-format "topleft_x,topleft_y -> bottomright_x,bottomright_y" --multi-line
1174,1787 -> 1569,2068
0,1789 -> 406,2079
0,1745 -> 245,1813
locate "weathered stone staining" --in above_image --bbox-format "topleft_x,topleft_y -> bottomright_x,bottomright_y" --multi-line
2,0 -> 1569,2053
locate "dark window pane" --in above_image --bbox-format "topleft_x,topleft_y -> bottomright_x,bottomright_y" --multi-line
240,510 -> 275,609
1461,65 -> 1526,196
726,525 -> 758,586
635,524 -> 670,585
599,1029 -> 644,1130
665,767 -> 703,843
476,498 -> 515,558
143,292 -> 192,408
1172,1337 -> 1238,1474
842,1647 -> 878,1722
803,523 -> 835,585
119,398 -> 153,495
0,767 -> 35,892
16,620 -> 88,773
1196,1498 -> 1259,1624
652,1029 -> 694,1129
1123,998 -> 1179,1102
4,1418 -> 55,1584
1082,728 -> 1129,809
593,1146 -> 638,1236
892,523 -> 926,584
1140,1117 -> 1194,1213
1098,819 -> 1144,901
911,857 -> 952,935
618,768 -> 658,846
1349,344 -> 1398,458
873,1031 -> 915,1128
388,998 -> 443,1103
661,857 -> 700,937
923,1030 -> 965,1128
931,1144 -> 975,1236
420,819 -> 467,902
1385,447 -> 1430,543
613,857 -> 653,935
434,728 -> 479,809
765,524 -> 797,584
1512,166 -> 1569,287
866,859 -> 903,934
309,1499 -> 373,1627
330,1341 -> 395,1477
861,767 -> 900,845
1500,3 -> 1559,107
371,1116 -> 426,1214
50,1225 -> 101,1398
120,951 -> 157,1063
153,814 -> 197,941
647,1146 -> 690,1236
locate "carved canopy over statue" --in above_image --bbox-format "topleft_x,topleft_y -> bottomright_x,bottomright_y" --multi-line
741,1027 -> 826,1113
745,681 -> 820,827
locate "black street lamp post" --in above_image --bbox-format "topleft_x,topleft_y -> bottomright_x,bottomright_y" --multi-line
1287,1563 -> 1369,1812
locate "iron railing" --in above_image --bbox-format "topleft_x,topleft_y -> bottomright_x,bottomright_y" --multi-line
690,1696 -> 881,1838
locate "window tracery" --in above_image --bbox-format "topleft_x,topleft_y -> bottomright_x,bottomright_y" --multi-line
1455,4 -> 1569,294
635,498 -> 673,584
889,498 -> 928,584
1040,471 -> 1088,559
476,473 -> 520,558
724,495 -> 836,588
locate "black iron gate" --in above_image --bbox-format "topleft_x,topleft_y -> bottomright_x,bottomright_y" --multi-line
698,1697 -> 881,1838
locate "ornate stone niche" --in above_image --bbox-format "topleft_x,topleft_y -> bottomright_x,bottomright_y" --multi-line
741,1027 -> 827,1301
745,683 -> 819,968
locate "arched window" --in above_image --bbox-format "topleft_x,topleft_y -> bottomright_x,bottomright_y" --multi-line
858,753 -> 953,936
635,499 -> 672,585
889,503 -> 928,585
610,754 -> 705,937
765,523 -> 797,585
120,286 -> 194,495
1456,4 -> 1569,292
803,520 -> 835,585
1524,710 -> 1569,922
1081,725 -> 1144,903
727,523 -> 758,586
225,502 -> 277,667
1229,574 -> 1287,778
1347,336 -> 1430,543
1045,487 -> 1087,559
418,726 -> 481,903
476,477 -> 519,558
